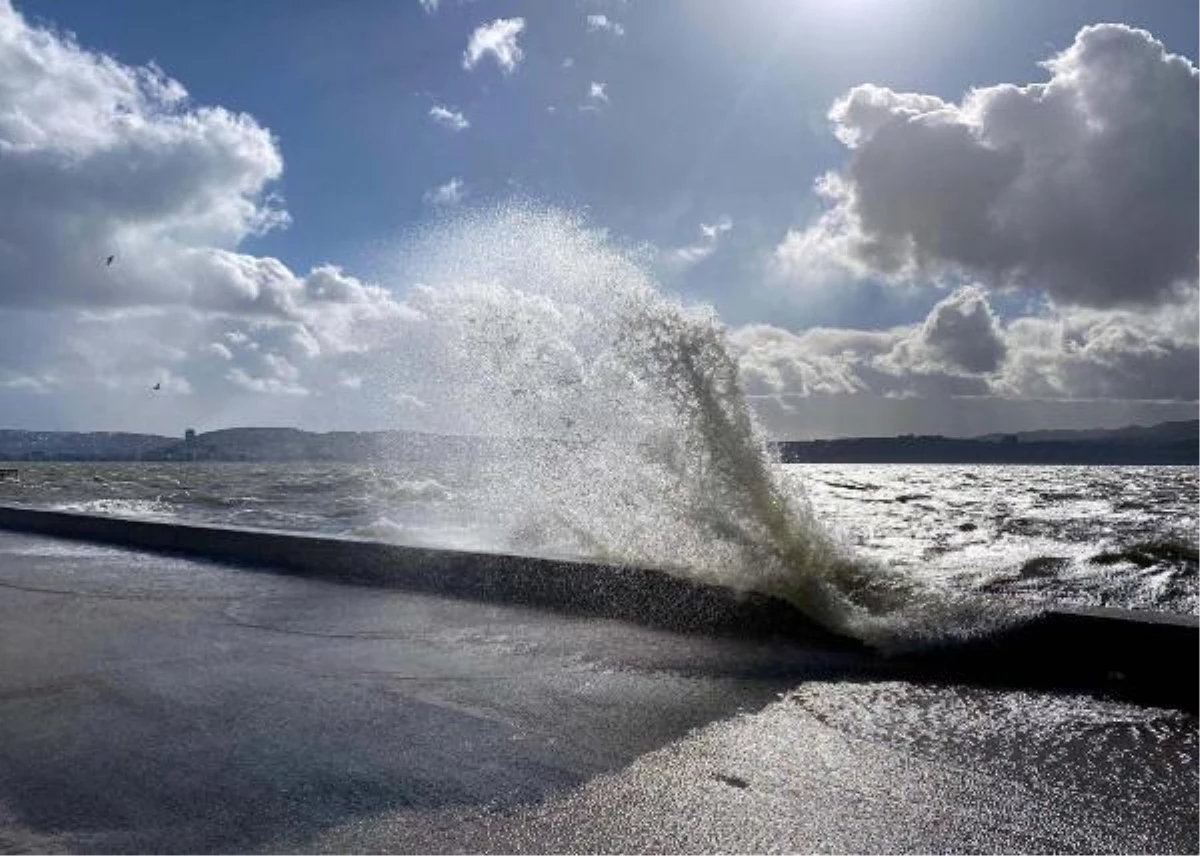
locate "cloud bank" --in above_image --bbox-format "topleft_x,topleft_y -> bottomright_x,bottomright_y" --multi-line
731,287 -> 1198,407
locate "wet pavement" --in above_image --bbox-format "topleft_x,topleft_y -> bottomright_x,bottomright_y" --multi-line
0,529 -> 1195,853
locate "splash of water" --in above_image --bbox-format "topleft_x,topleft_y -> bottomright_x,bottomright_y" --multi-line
375,204 -> 1013,649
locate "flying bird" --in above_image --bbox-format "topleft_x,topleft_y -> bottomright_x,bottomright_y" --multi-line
105,255 -> 114,266
152,382 -> 161,391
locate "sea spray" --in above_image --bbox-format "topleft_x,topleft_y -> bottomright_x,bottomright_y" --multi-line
373,204 -> 1015,648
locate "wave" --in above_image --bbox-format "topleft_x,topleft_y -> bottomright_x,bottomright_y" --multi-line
979,536 -> 1198,613
53,498 -> 177,520
370,204 -> 1013,649
373,477 -> 454,503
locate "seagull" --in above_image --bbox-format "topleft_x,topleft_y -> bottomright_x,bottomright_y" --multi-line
152,382 -> 161,391
105,255 -> 114,266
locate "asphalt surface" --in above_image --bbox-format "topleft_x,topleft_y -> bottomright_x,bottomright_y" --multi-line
0,529 -> 1195,853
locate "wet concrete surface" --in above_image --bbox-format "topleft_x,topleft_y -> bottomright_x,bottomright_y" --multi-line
0,529 -> 1195,853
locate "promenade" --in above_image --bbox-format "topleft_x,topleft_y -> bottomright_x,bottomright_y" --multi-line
0,527 -> 1195,853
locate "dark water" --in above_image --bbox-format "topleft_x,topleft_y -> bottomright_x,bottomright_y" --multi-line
0,461 -> 447,535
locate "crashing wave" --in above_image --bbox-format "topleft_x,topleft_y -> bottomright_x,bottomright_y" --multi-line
370,204 -> 1015,648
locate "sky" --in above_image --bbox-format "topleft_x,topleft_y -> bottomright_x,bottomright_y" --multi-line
0,0 -> 1196,439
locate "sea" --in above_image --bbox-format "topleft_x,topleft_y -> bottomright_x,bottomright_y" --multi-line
1,459 -> 1195,620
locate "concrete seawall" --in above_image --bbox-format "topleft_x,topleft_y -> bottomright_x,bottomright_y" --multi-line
0,503 -> 1195,710
0,503 -> 836,643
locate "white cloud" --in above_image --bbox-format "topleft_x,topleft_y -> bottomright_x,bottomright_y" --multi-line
0,4 -> 286,310
736,322 -> 943,405
0,0 -> 410,340
779,24 -> 1199,309
996,301 -> 1200,401
423,177 -> 466,206
581,81 -> 609,111
731,324 -> 874,399
900,285 -> 1006,374
428,104 -> 469,131
729,286 -> 1012,408
730,286 -> 1198,405
0,1 -> 412,411
665,216 -> 733,269
227,366 -> 308,396
418,0 -> 439,13
700,217 -> 733,241
586,14 -> 625,37
206,342 -> 233,360
463,18 -> 525,74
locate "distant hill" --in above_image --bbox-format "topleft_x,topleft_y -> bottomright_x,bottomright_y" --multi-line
0,430 -> 176,461
774,420 -> 1198,465
0,427 -> 482,463
0,420 -> 1194,464
975,420 -> 1198,446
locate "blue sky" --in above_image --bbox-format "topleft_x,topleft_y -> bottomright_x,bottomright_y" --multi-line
1,0 -> 1197,436
24,0 -> 1194,309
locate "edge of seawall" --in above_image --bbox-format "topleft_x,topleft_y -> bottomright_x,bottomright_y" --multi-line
0,502 -> 1195,711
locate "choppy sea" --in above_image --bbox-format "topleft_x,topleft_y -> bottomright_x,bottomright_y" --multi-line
1,460 -> 1194,617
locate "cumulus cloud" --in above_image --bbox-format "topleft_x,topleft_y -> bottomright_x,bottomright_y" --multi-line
733,319 -> 991,406
731,286 -> 1197,406
586,14 -> 625,37
0,0 -> 411,413
997,302 -> 1200,401
779,24 -> 1199,309
428,104 -> 469,131
463,18 -> 525,74
423,177 -> 466,206
0,6 -> 282,308
900,285 -> 1006,374
418,0 -> 439,13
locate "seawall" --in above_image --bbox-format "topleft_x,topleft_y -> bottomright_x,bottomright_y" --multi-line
0,503 -> 1195,710
0,503 -> 831,643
